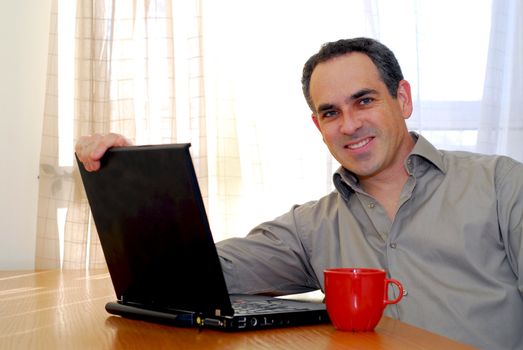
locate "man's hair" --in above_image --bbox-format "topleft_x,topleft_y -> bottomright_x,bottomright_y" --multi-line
301,37 -> 404,112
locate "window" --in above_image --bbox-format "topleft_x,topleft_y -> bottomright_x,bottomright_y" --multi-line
405,0 -> 492,151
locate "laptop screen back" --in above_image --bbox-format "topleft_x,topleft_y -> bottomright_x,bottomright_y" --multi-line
76,144 -> 234,316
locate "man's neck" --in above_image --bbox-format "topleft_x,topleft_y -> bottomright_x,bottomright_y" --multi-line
358,133 -> 415,220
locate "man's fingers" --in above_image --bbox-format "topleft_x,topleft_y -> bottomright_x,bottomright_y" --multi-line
75,133 -> 132,172
90,133 -> 124,159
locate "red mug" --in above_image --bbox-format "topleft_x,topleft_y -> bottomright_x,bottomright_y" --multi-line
324,268 -> 403,331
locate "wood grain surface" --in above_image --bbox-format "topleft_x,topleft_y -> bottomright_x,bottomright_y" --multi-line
0,270 -> 478,349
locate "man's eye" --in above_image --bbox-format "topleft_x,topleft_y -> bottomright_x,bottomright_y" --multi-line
359,97 -> 374,106
322,110 -> 338,118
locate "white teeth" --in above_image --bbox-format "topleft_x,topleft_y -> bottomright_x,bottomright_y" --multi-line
347,138 -> 370,149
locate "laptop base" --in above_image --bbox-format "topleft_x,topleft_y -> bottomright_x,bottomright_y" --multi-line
106,298 -> 329,331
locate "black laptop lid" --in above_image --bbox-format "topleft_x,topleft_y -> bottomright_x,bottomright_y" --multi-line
76,144 -> 234,316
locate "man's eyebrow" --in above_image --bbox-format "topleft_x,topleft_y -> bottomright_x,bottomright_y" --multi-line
316,103 -> 335,114
346,88 -> 378,102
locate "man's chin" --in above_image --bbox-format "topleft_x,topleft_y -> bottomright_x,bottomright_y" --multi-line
341,161 -> 381,179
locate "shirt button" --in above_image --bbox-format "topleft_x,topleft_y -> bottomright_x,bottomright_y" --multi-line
368,203 -> 375,209
390,242 -> 397,249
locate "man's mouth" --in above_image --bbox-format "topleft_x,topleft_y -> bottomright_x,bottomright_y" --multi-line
345,137 -> 373,150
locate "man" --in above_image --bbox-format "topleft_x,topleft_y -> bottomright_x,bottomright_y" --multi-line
76,38 -> 523,350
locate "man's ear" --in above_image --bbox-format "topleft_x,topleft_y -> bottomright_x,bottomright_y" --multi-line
397,80 -> 413,119
312,114 -> 321,131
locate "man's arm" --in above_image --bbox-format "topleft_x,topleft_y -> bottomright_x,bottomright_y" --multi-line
75,133 -> 132,171
497,159 -> 523,295
216,206 -> 321,296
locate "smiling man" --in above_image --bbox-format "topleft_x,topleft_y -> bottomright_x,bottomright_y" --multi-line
217,38 -> 523,350
76,38 -> 523,349
308,51 -> 414,219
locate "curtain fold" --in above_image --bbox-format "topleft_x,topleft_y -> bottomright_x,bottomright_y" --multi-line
36,0 -> 64,268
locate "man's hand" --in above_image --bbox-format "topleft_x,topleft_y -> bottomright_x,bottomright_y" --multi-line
75,133 -> 132,172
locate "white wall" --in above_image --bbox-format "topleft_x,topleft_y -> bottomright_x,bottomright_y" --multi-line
0,0 -> 52,269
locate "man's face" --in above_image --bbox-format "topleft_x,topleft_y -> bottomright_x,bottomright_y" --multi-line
309,52 -> 413,180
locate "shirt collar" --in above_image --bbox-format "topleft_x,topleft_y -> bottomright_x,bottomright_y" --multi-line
333,131 -> 446,196
407,132 -> 446,173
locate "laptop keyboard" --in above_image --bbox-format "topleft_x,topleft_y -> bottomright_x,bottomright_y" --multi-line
232,297 -> 311,315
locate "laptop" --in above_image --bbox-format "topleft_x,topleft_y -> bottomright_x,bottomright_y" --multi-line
76,143 -> 328,331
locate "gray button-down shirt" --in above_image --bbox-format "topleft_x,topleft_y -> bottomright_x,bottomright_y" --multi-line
217,133 -> 523,350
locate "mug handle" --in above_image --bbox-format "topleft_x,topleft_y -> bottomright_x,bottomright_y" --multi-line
384,278 -> 404,305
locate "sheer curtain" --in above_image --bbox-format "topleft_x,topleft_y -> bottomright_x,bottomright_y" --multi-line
35,0 -> 520,269
478,0 -> 523,161
36,0 -> 201,268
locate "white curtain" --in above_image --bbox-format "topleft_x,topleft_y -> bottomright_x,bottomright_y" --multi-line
36,0 -> 199,268
36,0 -> 520,269
477,0 -> 523,161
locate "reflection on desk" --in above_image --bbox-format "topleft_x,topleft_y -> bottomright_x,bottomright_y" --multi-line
0,270 -> 477,349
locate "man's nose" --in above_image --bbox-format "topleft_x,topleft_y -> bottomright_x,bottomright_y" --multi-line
339,111 -> 363,135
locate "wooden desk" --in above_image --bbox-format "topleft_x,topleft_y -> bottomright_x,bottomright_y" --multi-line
0,270 -> 477,349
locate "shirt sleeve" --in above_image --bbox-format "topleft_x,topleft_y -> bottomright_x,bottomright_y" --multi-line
216,205 -> 321,295
496,158 -> 523,295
